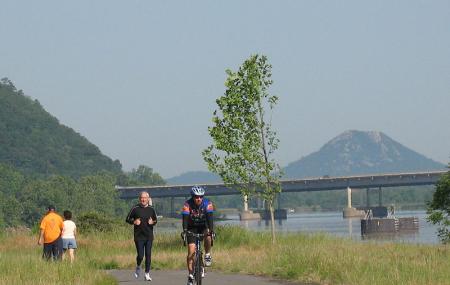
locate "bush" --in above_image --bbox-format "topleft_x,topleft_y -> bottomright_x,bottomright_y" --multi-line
427,167 -> 450,244
77,212 -> 119,233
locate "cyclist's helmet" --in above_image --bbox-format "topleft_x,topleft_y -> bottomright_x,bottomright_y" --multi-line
191,185 -> 205,196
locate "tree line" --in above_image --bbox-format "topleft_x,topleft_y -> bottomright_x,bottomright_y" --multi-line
0,163 -> 164,229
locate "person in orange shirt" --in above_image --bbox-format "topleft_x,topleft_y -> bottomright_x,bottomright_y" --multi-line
38,205 -> 64,261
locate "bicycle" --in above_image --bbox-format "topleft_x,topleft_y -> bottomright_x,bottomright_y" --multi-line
182,231 -> 214,285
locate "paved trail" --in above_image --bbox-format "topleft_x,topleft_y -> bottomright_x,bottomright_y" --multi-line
108,269 -> 305,285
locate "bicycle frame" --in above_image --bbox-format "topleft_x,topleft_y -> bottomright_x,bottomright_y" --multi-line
185,231 -> 204,285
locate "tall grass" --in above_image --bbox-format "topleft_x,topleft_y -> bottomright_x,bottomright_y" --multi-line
0,225 -> 448,285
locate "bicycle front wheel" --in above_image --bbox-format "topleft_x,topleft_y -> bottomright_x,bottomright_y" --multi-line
194,252 -> 202,285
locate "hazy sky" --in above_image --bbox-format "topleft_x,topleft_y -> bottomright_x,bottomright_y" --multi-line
1,1 -> 449,178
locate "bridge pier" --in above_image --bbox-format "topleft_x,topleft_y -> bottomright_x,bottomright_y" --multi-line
239,194 -> 260,220
343,186 -> 365,218
378,187 -> 382,206
366,188 -> 370,207
170,197 -> 175,217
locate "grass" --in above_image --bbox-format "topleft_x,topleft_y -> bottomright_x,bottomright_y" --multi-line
0,225 -> 449,285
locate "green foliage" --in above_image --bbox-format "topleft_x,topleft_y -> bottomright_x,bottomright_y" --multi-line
0,78 -> 122,179
0,79 -> 168,229
119,165 -> 165,186
77,212 -> 119,233
203,54 -> 282,200
0,168 -> 133,228
427,165 -> 450,243
203,54 -> 282,241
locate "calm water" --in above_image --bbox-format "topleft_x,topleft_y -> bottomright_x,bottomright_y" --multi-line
216,210 -> 441,244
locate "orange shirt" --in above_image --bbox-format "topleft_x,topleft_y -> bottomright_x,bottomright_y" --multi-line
40,212 -> 64,243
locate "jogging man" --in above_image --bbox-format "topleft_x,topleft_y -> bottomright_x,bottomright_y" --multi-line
126,191 -> 157,281
181,185 -> 214,285
38,205 -> 64,261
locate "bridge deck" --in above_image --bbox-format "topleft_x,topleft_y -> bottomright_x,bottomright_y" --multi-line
116,170 -> 447,199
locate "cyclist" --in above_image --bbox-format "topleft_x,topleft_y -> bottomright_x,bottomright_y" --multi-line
181,185 -> 214,285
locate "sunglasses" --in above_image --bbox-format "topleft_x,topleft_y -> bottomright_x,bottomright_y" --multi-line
193,195 -> 204,199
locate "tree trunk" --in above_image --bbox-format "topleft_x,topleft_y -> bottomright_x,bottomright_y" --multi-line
269,201 -> 276,244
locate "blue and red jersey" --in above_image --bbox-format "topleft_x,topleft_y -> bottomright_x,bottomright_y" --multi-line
182,197 -> 214,228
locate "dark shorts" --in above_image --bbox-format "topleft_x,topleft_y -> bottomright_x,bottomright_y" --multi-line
186,227 -> 207,244
43,237 -> 63,261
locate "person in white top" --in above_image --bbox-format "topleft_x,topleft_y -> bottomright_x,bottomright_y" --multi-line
61,210 -> 77,263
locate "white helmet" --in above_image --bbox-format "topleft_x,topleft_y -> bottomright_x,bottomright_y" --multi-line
191,185 -> 205,196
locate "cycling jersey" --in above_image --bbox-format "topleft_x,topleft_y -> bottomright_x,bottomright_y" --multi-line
182,197 -> 214,229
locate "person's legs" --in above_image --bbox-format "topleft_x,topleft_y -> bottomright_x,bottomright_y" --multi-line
49,238 -> 62,261
204,230 -> 212,254
186,243 -> 195,285
68,249 -> 75,263
43,243 -> 53,261
62,238 -> 68,261
143,240 -> 153,281
134,240 -> 144,278
68,239 -> 77,263
55,237 -> 63,260
144,239 -> 153,273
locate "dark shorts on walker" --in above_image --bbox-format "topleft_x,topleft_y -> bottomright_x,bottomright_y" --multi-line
62,238 -> 77,249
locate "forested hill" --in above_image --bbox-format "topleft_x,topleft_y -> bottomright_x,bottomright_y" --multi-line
0,78 -> 122,178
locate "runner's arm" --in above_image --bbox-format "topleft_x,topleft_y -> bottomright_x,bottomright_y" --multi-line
125,207 -> 136,224
151,207 -> 157,225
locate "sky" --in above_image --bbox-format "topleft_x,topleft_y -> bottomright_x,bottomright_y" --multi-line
1,1 -> 449,178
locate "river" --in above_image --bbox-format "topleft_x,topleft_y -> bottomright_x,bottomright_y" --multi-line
216,210 -> 441,244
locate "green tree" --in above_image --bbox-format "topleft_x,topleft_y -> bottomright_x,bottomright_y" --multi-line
0,163 -> 25,227
72,173 -> 131,217
427,164 -> 450,243
127,165 -> 165,186
203,54 -> 282,243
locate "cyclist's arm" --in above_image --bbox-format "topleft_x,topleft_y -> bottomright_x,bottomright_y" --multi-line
181,202 -> 190,231
206,212 -> 213,232
182,214 -> 189,231
206,201 -> 214,232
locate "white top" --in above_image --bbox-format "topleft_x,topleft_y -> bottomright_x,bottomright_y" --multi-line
62,220 -> 76,239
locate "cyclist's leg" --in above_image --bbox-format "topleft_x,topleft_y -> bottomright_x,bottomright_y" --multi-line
187,242 -> 196,274
203,228 -> 212,254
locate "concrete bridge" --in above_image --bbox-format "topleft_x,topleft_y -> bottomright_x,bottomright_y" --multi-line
116,170 -> 447,218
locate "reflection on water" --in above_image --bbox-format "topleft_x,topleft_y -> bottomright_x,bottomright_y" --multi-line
216,210 -> 440,244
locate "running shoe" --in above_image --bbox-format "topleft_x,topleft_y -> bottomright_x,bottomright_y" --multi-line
145,272 -> 152,281
187,274 -> 194,285
134,266 -> 141,279
204,253 -> 212,267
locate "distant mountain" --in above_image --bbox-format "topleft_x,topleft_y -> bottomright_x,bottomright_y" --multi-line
166,171 -> 222,185
283,130 -> 446,179
0,78 -> 122,178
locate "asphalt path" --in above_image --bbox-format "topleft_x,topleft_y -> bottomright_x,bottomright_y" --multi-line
108,269 -> 307,285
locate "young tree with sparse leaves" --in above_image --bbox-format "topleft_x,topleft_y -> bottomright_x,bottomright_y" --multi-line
427,164 -> 450,243
203,54 -> 282,243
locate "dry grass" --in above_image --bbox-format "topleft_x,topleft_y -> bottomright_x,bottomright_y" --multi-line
1,225 -> 449,285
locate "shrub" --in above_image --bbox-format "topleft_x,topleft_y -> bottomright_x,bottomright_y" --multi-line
77,212 -> 119,233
